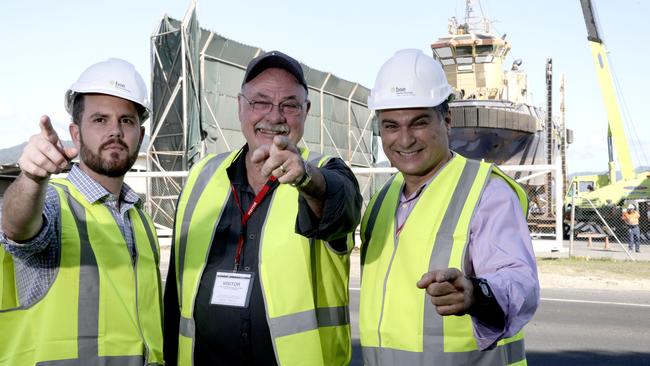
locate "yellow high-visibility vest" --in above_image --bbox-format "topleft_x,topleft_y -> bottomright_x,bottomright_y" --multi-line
173,148 -> 353,366
360,154 -> 528,366
0,179 -> 164,365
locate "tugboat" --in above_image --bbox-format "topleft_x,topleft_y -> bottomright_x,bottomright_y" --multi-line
431,0 -> 563,219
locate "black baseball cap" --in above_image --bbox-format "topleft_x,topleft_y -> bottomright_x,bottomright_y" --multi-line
242,50 -> 308,90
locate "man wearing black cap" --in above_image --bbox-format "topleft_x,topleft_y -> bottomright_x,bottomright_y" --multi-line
163,51 -> 362,365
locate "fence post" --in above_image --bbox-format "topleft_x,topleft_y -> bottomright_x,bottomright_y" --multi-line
569,181 -> 576,258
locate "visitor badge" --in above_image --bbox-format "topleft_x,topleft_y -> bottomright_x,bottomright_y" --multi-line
210,271 -> 254,308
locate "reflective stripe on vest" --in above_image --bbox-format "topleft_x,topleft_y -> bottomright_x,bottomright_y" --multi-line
360,155 -> 527,366
175,148 -> 351,366
0,245 -> 18,309
0,181 -> 163,365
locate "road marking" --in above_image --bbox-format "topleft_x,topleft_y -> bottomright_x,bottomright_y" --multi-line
542,297 -> 650,307
351,288 -> 650,308
168,283 -> 649,308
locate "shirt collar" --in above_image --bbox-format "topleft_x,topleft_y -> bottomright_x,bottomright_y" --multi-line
399,151 -> 457,203
227,146 -> 249,188
67,164 -> 141,206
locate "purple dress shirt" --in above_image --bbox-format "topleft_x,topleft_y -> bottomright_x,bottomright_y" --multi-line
395,160 -> 540,350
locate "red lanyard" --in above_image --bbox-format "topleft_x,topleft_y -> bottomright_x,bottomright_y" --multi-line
395,222 -> 406,236
230,176 -> 277,271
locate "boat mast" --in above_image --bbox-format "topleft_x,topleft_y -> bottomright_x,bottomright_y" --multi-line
464,0 -> 490,34
546,59 -> 554,215
561,75 -> 569,198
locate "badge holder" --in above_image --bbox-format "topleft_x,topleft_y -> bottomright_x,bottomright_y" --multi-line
210,271 -> 255,308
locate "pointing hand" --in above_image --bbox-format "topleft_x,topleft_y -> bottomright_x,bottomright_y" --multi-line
18,115 -> 78,181
416,268 -> 474,316
251,136 -> 305,185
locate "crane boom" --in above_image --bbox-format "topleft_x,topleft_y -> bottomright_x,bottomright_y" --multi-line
579,0 -> 635,181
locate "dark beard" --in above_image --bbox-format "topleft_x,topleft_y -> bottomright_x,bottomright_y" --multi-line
79,135 -> 139,178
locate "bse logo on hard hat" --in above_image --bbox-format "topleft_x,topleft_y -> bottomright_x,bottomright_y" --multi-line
391,86 -> 415,97
110,80 -> 132,93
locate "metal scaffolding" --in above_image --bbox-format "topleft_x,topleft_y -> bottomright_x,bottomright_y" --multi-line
147,4 -> 376,230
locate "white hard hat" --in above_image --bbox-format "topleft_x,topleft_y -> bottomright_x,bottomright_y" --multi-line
628,204 -> 636,210
65,58 -> 150,122
368,49 -> 453,111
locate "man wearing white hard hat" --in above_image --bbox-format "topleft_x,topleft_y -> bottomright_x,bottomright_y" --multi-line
622,204 -> 641,252
359,49 -> 539,365
0,58 -> 163,364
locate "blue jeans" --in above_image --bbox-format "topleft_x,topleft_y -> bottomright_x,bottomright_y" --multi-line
628,225 -> 641,252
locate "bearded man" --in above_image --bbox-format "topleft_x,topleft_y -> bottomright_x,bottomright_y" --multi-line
0,58 -> 164,365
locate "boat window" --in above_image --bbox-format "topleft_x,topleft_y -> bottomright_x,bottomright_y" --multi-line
456,57 -> 473,65
457,64 -> 473,72
455,46 -> 473,56
440,58 -> 456,65
476,45 -> 494,55
476,55 -> 494,63
433,47 -> 453,58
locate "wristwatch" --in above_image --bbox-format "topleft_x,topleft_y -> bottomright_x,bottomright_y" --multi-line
467,277 -> 505,328
291,160 -> 312,188
471,277 -> 493,299
468,277 -> 495,313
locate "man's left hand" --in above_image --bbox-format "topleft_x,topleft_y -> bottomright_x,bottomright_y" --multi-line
416,268 -> 474,316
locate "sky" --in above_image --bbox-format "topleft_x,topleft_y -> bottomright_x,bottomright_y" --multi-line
1,0 -> 648,174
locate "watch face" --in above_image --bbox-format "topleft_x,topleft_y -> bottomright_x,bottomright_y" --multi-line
478,281 -> 491,298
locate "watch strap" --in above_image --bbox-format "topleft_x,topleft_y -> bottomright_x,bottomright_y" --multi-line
291,159 -> 312,188
467,277 -> 505,329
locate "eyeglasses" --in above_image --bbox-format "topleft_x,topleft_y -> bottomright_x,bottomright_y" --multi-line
239,94 -> 306,117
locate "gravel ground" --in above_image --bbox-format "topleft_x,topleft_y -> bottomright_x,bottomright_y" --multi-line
161,241 -> 650,292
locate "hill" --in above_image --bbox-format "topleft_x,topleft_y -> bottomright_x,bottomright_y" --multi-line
0,136 -> 150,166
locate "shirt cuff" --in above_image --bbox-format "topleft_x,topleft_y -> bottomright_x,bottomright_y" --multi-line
0,214 -> 53,258
296,167 -> 346,237
471,276 -> 507,350
472,316 -> 507,350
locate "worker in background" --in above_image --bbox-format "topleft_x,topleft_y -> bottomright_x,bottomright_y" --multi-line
359,49 -> 540,365
622,204 -> 641,253
0,59 -> 163,364
163,50 -> 362,365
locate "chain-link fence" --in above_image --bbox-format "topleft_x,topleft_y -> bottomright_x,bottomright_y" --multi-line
565,198 -> 650,253
137,164 -> 566,247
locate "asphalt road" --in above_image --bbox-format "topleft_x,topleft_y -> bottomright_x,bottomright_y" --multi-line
161,246 -> 650,365
525,288 -> 650,366
348,287 -> 650,366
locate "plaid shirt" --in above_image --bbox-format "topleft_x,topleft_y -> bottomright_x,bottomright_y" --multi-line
0,165 -> 141,307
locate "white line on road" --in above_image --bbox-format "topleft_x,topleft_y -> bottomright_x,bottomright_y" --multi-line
541,297 -> 650,307
350,288 -> 650,308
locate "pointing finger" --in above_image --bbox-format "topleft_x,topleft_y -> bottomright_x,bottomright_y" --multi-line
416,272 -> 436,289
39,115 -> 60,142
438,268 -> 462,283
39,115 -> 73,163
417,268 -> 464,289
273,135 -> 289,151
